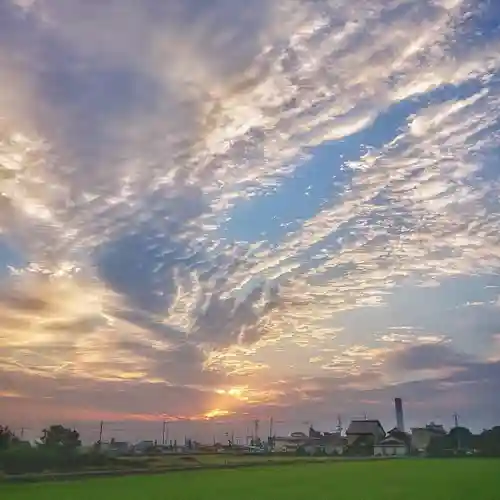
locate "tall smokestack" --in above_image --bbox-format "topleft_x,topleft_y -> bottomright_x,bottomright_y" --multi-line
395,397 -> 404,432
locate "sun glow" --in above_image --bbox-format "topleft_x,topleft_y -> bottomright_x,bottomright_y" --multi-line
203,408 -> 231,419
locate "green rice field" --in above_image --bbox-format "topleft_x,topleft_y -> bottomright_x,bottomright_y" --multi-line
2,459 -> 499,499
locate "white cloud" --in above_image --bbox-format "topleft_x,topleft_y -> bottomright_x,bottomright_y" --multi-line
1,0 -> 500,398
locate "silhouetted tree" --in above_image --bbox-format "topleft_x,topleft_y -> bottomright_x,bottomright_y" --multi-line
40,425 -> 81,450
449,426 -> 473,451
475,427 -> 500,456
0,426 -> 18,450
427,434 -> 453,457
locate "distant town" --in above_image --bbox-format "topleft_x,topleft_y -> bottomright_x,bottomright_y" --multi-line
88,397 -> 499,458
2,396 -> 500,473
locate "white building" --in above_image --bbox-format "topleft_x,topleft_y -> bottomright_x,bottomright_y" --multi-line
374,437 -> 408,456
273,436 -> 307,453
304,434 -> 346,456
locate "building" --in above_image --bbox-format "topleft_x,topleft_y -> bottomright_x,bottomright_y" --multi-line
99,440 -> 131,456
132,440 -> 155,454
273,435 -> 308,453
411,423 -> 447,453
274,431 -> 346,455
374,436 -> 408,456
321,434 -> 346,455
374,428 -> 411,456
346,420 -> 385,446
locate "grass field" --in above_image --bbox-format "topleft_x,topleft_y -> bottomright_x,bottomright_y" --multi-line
2,459 -> 499,499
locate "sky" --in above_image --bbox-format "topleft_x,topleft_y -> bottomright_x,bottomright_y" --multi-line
1,0 -> 500,444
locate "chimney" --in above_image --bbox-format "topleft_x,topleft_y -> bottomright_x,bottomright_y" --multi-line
395,397 -> 404,432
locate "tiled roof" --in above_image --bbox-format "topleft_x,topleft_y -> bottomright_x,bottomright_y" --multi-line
377,437 -> 406,446
346,420 -> 385,435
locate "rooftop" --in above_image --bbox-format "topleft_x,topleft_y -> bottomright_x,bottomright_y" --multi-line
377,437 -> 407,447
346,420 -> 385,436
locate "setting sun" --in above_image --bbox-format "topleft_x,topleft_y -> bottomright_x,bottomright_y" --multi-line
203,409 -> 231,420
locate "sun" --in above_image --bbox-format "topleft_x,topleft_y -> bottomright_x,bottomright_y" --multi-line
203,408 -> 231,419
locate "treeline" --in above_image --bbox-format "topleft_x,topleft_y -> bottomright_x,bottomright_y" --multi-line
0,424 -> 135,475
427,426 -> 500,457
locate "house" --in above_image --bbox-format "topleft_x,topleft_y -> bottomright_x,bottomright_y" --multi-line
133,440 -> 155,454
374,436 -> 408,456
273,432 -> 346,455
274,435 -> 308,453
99,440 -> 131,456
346,420 -> 385,446
323,433 -> 347,455
303,433 -> 346,456
110,441 -> 130,455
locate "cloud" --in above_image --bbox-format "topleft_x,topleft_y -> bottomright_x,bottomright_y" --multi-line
385,342 -> 472,371
1,0 -> 500,426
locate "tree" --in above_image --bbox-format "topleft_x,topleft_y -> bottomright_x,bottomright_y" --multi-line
449,426 -> 473,451
427,434 -> 453,457
40,425 -> 81,450
475,427 -> 500,456
0,426 -> 19,450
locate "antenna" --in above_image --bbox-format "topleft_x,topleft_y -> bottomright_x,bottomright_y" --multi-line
336,415 -> 343,434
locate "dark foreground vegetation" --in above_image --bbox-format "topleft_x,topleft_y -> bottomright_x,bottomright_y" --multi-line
426,425 -> 500,457
0,425 -> 146,475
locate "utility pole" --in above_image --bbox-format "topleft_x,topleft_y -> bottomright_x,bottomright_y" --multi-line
453,413 -> 461,452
